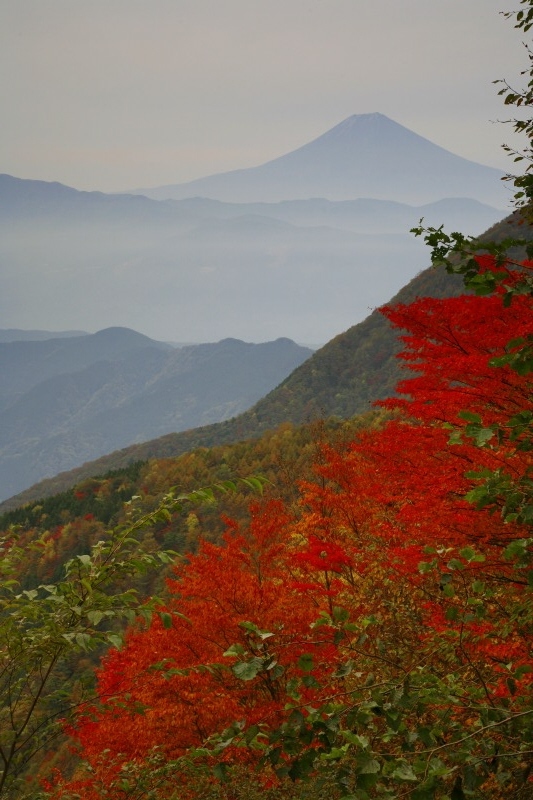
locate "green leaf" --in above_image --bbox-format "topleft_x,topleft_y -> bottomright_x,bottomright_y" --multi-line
223,643 -> 246,657
311,613 -> 331,628
268,746 -> 282,766
416,727 -> 437,747
332,605 -> 350,623
412,786 -> 438,800
445,606 -> 459,621
288,750 -> 316,780
232,658 -> 263,681
514,663 -> 533,678
504,538 -> 530,560
107,633 -> 123,650
75,633 -> 92,651
245,724 -> 260,744
240,476 -> 269,494
447,558 -> 464,571
334,659 -> 355,677
298,653 -> 314,673
392,761 -> 418,782
458,411 -> 482,424
357,754 -> 380,774
212,763 -> 228,782
270,664 -> 285,679
474,427 -> 496,446
159,611 -> 173,629
238,621 -> 274,639
342,731 -> 369,749
448,430 -> 464,446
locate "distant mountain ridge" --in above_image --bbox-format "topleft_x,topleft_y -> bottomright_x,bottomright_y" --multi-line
0,329 -> 87,343
132,113 -> 507,207
0,172 -> 503,234
0,173 -> 505,344
0,327 -> 171,410
0,331 -> 312,502
0,261 -> 464,511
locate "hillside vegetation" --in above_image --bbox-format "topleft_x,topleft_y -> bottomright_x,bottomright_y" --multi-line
2,222 -> 533,798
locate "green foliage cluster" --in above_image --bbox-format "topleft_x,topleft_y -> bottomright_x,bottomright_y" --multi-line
0,494 -> 188,798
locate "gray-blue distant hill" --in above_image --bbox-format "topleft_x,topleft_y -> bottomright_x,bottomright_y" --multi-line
0,328 -> 312,502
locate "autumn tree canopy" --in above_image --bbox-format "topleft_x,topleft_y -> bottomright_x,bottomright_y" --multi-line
42,253 -> 533,800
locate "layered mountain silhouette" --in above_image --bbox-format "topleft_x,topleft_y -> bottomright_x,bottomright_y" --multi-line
0,175 -> 505,344
0,330 -> 311,502
1,113 -> 508,344
0,113 -> 517,509
133,113 -> 508,207
0,173 -> 503,235
3,213 -> 524,513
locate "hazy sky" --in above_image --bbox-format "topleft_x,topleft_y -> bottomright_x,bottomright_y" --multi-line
1,0 -> 526,193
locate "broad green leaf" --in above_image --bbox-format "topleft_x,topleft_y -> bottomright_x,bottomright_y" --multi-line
357,754 -> 380,774
232,658 -> 263,681
298,653 -> 314,673
212,763 -> 228,782
392,761 -> 418,782
223,643 -> 246,657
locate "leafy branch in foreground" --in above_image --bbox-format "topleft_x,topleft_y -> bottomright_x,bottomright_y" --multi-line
0,477 -> 267,799
498,0 -> 533,213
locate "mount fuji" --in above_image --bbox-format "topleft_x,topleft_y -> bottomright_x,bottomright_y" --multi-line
133,113 -> 508,207
0,113 -> 509,346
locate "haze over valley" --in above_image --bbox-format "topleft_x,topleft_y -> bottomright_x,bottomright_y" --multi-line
1,114 -> 507,346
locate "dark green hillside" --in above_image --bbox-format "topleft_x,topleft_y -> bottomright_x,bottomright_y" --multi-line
1,213 -> 524,512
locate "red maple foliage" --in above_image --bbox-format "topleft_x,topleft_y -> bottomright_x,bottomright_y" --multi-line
50,263 -> 533,798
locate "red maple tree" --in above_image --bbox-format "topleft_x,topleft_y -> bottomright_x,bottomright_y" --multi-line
49,264 -> 533,798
